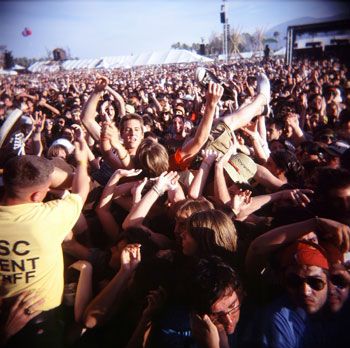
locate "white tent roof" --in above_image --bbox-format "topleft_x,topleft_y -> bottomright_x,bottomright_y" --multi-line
273,47 -> 286,56
13,64 -> 25,70
0,69 -> 17,75
28,61 -> 61,73
28,49 -> 212,73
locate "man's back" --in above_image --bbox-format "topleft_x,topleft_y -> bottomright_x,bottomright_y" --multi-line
0,193 -> 82,311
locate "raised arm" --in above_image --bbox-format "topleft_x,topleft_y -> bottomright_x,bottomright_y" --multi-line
30,112 -> 45,156
148,92 -> 163,113
242,120 -> 269,163
285,113 -> 306,145
246,217 -> 350,277
100,122 -> 133,169
81,76 -> 108,141
69,260 -> 93,323
214,143 -> 237,205
71,135 -> 90,204
106,85 -> 126,117
83,244 -> 141,328
253,164 -> 284,191
95,169 -> 141,241
38,97 -> 60,117
237,188 -> 313,220
188,149 -> 219,199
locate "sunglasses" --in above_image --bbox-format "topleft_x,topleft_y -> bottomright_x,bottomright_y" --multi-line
330,274 -> 349,290
285,273 -> 326,291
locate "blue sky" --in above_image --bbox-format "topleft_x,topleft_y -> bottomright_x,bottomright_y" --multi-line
0,0 -> 348,59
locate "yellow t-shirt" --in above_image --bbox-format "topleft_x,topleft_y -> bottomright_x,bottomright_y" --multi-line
0,193 -> 83,311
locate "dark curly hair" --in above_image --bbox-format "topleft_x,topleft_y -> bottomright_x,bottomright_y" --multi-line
270,150 -> 305,187
188,256 -> 242,314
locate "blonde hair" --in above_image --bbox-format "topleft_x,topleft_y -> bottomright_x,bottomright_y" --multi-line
135,138 -> 169,177
175,197 -> 214,221
187,209 -> 237,256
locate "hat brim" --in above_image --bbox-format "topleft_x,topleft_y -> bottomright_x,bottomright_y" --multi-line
223,153 -> 257,184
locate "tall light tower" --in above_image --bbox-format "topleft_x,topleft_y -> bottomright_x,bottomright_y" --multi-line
220,0 -> 229,62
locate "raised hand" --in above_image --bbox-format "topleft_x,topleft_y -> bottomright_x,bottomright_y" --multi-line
101,121 -> 120,148
153,171 -> 179,194
201,148 -> 220,167
317,218 -> 350,252
94,74 -> 109,93
72,123 -> 84,141
242,120 -> 259,141
278,188 -> 314,207
120,244 -> 141,273
117,168 -> 142,177
37,97 -> 47,106
30,111 -> 46,133
206,82 -> 224,106
216,140 -> 236,168
74,133 -> 89,164
190,312 -> 220,348
285,113 -> 301,129
230,189 -> 252,216
131,177 -> 148,204
142,286 -> 167,320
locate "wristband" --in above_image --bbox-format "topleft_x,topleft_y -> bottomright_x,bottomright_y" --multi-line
77,160 -> 88,167
231,208 -> 238,218
152,185 -> 164,196
119,152 -> 129,161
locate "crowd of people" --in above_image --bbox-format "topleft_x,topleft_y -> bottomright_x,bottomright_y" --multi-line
0,55 -> 349,348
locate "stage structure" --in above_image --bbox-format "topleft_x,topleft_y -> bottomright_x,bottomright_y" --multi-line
220,0 -> 229,62
286,19 -> 350,65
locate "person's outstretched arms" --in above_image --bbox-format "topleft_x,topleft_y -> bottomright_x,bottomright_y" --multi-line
72,132 -> 91,204
122,172 -> 176,249
246,217 -> 350,278
81,75 -> 108,141
122,171 -> 179,229
83,244 -> 141,328
148,92 -> 163,113
38,97 -> 60,116
188,149 -> 219,199
96,168 -> 141,242
253,164 -> 284,191
237,188 -> 313,220
178,82 -> 224,163
242,120 -> 269,163
106,85 -> 126,117
69,260 -> 93,323
214,143 -> 236,205
285,113 -> 306,145
100,121 -> 133,169
30,112 -> 45,156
